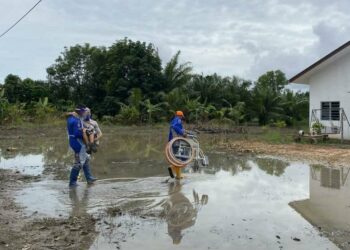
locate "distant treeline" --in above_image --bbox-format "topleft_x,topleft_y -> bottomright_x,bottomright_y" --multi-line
0,38 -> 308,126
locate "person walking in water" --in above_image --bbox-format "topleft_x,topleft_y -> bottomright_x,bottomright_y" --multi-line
168,111 -> 187,179
67,104 -> 97,187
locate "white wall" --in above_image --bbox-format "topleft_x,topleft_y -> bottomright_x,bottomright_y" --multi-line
309,51 -> 350,139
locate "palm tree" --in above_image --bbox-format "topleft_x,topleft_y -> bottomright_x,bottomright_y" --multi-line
223,100 -> 246,125
163,51 -> 193,91
253,86 -> 285,125
184,97 -> 206,124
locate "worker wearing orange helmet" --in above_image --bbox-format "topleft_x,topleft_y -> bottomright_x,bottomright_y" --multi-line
168,111 -> 187,179
168,111 -> 186,141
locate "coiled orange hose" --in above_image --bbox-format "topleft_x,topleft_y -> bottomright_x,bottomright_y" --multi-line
165,137 -> 195,168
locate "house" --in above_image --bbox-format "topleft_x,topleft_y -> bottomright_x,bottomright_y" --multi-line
290,41 -> 350,140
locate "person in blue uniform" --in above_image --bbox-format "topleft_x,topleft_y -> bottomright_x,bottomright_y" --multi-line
168,111 -> 187,179
168,111 -> 186,141
67,104 -> 97,187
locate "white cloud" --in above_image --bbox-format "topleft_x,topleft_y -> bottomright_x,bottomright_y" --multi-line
0,0 -> 349,87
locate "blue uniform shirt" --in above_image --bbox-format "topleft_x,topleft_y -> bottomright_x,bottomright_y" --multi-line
168,116 -> 184,141
67,115 -> 84,153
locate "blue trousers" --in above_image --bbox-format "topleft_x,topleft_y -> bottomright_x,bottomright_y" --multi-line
69,145 -> 96,186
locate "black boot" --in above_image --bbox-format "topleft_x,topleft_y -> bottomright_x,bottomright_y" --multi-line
86,144 -> 92,154
91,143 -> 98,153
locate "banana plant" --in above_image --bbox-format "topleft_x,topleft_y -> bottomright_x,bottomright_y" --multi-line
141,99 -> 166,124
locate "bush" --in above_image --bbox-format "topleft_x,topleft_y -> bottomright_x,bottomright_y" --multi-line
116,104 -> 140,125
311,121 -> 324,134
101,115 -> 118,125
273,120 -> 287,128
3,102 -> 26,124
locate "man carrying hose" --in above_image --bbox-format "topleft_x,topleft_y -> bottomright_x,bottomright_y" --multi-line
67,104 -> 97,187
168,111 -> 187,179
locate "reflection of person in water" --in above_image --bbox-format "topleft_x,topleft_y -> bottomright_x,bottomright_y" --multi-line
69,186 -> 91,216
163,181 -> 208,245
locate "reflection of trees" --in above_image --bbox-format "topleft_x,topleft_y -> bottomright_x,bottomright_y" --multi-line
0,129 -> 167,179
202,155 -> 252,176
0,133 -> 73,179
255,158 -> 289,176
163,181 -> 208,245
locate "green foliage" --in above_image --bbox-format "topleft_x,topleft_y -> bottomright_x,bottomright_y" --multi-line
0,88 -> 9,122
311,121 -> 324,134
273,120 -> 287,128
4,102 -> 26,124
141,99 -> 165,124
1,38 -> 309,126
163,51 -> 192,91
116,103 -> 140,125
33,97 -> 56,122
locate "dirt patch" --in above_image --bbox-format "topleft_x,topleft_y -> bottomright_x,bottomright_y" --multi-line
0,169 -> 97,250
222,140 -> 350,166
23,215 -> 97,250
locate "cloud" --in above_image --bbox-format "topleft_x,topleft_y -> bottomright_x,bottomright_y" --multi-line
0,0 -> 349,87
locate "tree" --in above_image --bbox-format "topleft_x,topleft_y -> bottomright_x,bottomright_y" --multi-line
252,70 -> 288,125
163,51 -> 192,91
106,38 -> 165,103
0,88 -> 9,122
282,90 -> 309,126
256,70 -> 287,94
3,74 -> 23,103
47,43 -> 107,112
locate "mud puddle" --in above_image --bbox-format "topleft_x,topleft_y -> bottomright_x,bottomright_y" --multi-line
0,127 -> 348,249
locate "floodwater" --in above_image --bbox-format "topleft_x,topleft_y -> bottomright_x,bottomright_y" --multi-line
0,127 -> 349,249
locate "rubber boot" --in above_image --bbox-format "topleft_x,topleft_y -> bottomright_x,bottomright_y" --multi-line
69,165 -> 81,187
173,166 -> 183,179
168,166 -> 175,178
82,161 -> 97,184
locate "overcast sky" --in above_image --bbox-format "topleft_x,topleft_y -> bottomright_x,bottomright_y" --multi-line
1,0 -> 350,90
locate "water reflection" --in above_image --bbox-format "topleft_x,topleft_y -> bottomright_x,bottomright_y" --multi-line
163,181 -> 208,244
290,165 -> 350,248
0,153 -> 44,175
0,128 -> 263,180
69,187 -> 91,216
255,158 -> 289,176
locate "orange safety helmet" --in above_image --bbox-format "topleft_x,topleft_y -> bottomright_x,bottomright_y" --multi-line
175,110 -> 185,118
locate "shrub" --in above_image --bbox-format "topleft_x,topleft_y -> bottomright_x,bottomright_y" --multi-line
311,121 -> 324,134
116,104 -> 140,125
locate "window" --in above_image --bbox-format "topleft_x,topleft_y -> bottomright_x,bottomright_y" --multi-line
321,101 -> 340,121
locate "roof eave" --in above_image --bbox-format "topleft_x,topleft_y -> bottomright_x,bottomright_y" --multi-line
289,40 -> 350,84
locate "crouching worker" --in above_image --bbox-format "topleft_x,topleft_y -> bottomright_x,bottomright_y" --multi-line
168,110 -> 187,179
67,105 -> 97,187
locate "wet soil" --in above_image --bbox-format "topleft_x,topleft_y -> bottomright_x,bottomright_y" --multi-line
0,126 -> 348,250
0,169 -> 96,250
222,140 -> 350,166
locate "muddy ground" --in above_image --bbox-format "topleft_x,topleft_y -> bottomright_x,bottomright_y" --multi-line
222,140 -> 350,166
0,126 -> 349,250
0,169 -> 98,250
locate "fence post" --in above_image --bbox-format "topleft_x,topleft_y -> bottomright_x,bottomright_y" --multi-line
341,109 -> 344,143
